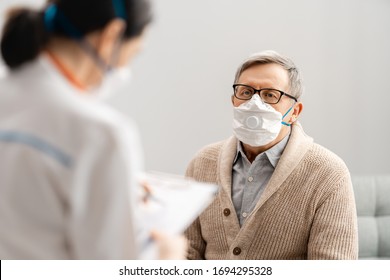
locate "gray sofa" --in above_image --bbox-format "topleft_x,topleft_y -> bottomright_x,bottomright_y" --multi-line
352,175 -> 390,259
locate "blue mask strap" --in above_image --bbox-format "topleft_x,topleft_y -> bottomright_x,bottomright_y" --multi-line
281,105 -> 294,127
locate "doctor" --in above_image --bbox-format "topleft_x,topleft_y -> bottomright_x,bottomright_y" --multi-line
0,0 -> 185,259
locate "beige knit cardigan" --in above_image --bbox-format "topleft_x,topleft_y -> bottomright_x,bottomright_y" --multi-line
185,123 -> 358,259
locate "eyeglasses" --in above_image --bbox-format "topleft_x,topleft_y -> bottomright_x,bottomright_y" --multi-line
232,84 -> 297,104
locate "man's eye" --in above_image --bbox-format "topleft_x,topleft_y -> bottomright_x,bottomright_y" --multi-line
262,90 -> 279,100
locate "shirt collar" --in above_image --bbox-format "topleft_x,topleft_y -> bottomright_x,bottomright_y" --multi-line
234,134 -> 290,168
266,134 -> 289,167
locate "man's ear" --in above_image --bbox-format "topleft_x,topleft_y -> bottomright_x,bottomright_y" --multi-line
96,18 -> 126,66
290,102 -> 303,122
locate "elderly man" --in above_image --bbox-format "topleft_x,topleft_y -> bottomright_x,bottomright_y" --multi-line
185,50 -> 358,260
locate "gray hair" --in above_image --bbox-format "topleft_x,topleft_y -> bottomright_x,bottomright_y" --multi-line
234,50 -> 304,100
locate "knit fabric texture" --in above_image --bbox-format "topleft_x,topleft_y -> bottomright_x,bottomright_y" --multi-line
184,123 -> 358,260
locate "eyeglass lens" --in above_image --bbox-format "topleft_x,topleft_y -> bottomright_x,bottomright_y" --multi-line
235,85 -> 281,104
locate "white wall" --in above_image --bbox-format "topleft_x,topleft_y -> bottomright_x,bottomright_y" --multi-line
1,0 -> 389,176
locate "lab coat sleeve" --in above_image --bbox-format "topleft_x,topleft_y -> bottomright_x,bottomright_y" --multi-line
66,121 -> 143,259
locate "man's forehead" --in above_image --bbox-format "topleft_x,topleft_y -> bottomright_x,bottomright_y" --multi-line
238,63 -> 289,87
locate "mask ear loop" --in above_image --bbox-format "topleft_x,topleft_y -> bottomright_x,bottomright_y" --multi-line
108,0 -> 128,69
281,105 -> 294,126
107,24 -> 127,71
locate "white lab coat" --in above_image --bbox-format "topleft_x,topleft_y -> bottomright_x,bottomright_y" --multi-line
0,55 -> 144,259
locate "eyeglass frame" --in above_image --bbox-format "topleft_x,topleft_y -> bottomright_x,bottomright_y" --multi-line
232,84 -> 298,104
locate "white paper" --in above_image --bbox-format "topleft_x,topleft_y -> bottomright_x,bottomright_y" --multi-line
136,171 -> 218,259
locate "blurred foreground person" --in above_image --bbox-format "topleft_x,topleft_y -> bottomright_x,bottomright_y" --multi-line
0,0 -> 186,259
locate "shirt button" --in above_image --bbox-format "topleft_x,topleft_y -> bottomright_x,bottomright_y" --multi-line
248,176 -> 253,182
233,247 -> 241,255
223,208 -> 231,216
242,212 -> 247,218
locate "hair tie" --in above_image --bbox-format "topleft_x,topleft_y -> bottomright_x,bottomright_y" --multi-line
43,4 -> 58,32
112,0 -> 128,20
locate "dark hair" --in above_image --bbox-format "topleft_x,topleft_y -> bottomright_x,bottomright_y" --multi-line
1,0 -> 152,69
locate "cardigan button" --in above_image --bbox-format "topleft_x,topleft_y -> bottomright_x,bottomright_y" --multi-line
233,247 -> 241,255
223,208 -> 231,216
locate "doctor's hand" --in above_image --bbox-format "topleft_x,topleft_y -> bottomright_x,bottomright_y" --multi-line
151,230 -> 188,260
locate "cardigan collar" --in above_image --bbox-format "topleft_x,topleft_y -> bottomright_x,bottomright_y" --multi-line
218,122 -> 313,211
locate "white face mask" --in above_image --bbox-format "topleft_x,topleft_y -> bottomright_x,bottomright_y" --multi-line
232,95 -> 293,147
91,66 -> 132,101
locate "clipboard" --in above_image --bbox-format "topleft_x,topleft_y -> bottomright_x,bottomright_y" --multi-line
136,171 -> 218,259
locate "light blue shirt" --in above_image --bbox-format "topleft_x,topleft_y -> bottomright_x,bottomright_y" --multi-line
232,135 -> 289,226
